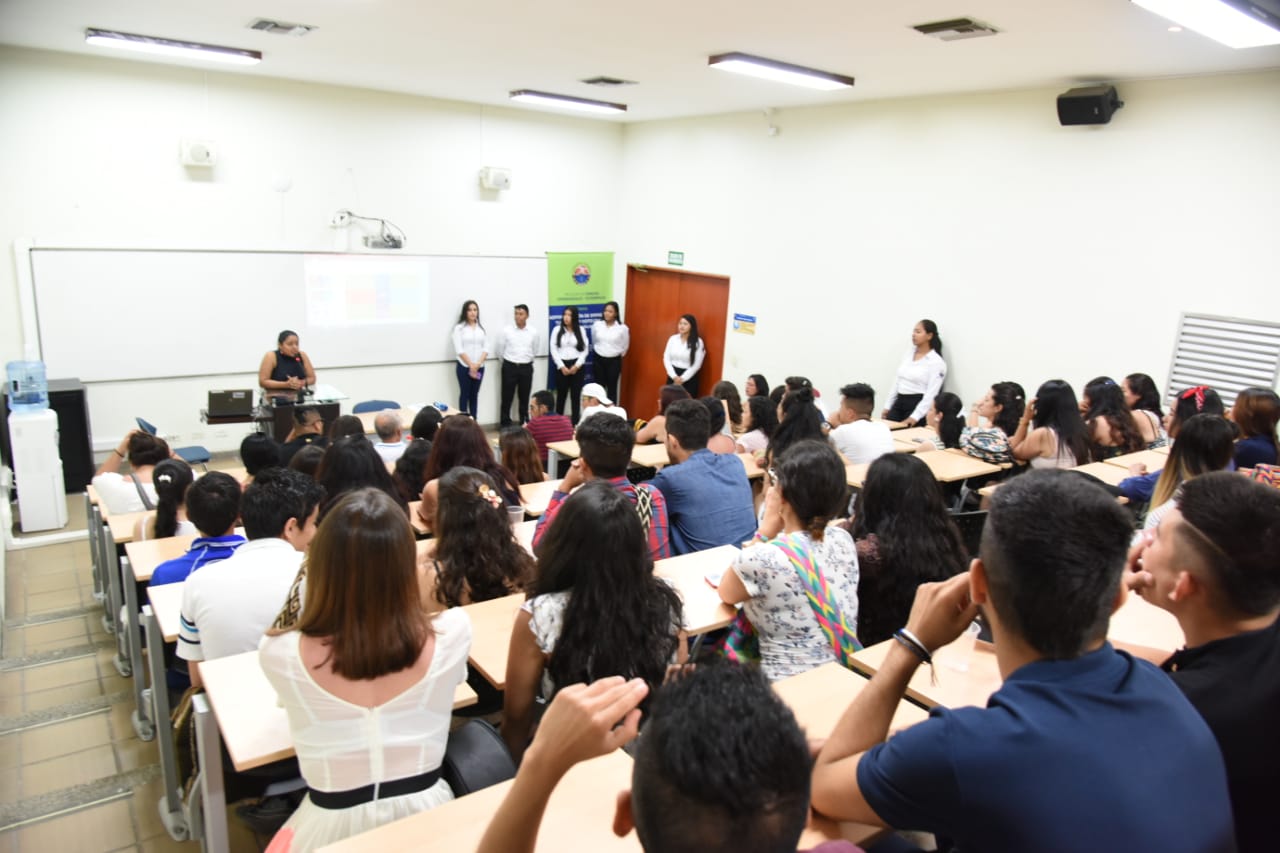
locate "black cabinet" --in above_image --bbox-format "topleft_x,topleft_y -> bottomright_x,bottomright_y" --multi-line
1,378 -> 95,493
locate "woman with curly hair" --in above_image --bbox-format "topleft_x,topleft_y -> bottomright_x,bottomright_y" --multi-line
1081,376 -> 1145,461
849,453 -> 968,646
502,481 -> 684,761
429,467 -> 535,608
391,438 -> 433,505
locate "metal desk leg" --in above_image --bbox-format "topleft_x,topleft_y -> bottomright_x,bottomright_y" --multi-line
86,496 -> 105,602
143,605 -> 189,840
193,693 -> 229,853
103,528 -> 122,637
114,556 -> 134,678
122,559 -> 149,736
547,447 -> 561,476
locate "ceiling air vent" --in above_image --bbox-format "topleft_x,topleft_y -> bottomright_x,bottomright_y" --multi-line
912,18 -> 999,41
580,76 -> 637,87
248,18 -> 317,37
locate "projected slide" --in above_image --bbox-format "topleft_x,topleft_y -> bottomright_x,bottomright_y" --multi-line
304,254 -> 431,327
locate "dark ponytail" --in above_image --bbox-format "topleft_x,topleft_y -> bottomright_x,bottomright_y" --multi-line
152,458 -> 194,539
920,319 -> 942,356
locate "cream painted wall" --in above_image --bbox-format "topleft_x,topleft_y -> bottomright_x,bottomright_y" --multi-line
616,71 -> 1280,415
0,47 -> 623,453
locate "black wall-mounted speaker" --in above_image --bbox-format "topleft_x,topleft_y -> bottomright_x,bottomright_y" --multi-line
1057,85 -> 1124,126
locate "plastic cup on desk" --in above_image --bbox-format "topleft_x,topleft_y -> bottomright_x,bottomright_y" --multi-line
507,506 -> 526,526
937,621 -> 982,672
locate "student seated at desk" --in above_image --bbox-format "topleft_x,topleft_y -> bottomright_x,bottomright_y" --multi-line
390,438 -> 432,504
827,383 -> 893,465
578,381 -> 628,427
700,396 -> 737,454
480,667 -> 861,853
1142,413 -> 1235,532
959,381 -> 1025,465
719,440 -> 860,681
92,429 -> 171,514
524,390 -> 574,468
846,454 -> 967,647
316,435 -> 407,518
504,482 -> 684,762
1081,376 -> 1145,462
239,433 -> 282,487
735,394 -> 778,455
906,392 -> 963,453
417,417 -> 521,532
1229,386 -> 1279,470
533,413 -> 670,560
149,472 -> 244,587
427,466 -> 534,608
279,406 -> 328,466
133,458 -> 195,541
1117,385 -> 1224,504
633,384 -> 689,446
329,414 -> 366,441
287,444 -> 324,479
810,470 -> 1235,852
261,489 -> 471,852
1008,379 -> 1088,469
1127,473 -> 1280,853
409,404 -> 443,443
371,411 -> 408,464
648,400 -> 757,555
499,426 -> 549,485
177,468 -> 323,686
767,386 -> 826,469
1123,371 -> 1170,449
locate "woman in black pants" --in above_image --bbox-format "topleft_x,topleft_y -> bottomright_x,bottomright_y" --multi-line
590,300 -> 629,404
551,306 -> 587,423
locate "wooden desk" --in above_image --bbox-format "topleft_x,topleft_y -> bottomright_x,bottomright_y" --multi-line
1070,461 -> 1131,486
1108,591 -> 1184,664
737,451 -> 765,479
125,536 -> 196,582
629,443 -> 671,469
893,426 -> 937,444
1103,449 -> 1168,472
654,545 -> 738,634
86,483 -> 101,505
148,583 -> 185,642
884,420 -> 909,430
545,440 -> 580,474
408,501 -> 431,536
847,450 -> 998,488
520,479 -> 562,516
317,751 -> 638,853
107,510 -> 153,544
460,593 -> 526,690
851,637 -> 1003,710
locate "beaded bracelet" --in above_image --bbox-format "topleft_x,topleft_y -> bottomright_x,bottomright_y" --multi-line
893,628 -> 938,686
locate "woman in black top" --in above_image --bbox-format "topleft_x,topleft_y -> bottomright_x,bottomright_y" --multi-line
259,329 -> 316,404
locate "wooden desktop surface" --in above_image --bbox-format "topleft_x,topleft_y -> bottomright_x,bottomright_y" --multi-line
317,750 -> 639,853
126,536 -> 196,581
847,448 -> 999,488
851,637 -> 1003,710
519,479 -> 561,516
1103,449 -> 1169,472
654,545 -> 738,635
106,510 -> 153,544
408,501 -> 431,536
1070,461 -> 1131,486
1108,591 -> 1184,663
200,649 -> 478,772
147,583 -> 186,642
548,439 -> 671,471
546,439 -> 580,460
736,451 -> 764,479
460,593 -> 526,690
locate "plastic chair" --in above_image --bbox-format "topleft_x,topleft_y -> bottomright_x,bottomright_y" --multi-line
135,417 -> 212,471
352,400 -> 400,414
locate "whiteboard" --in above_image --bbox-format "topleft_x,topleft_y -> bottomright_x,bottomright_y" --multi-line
28,249 -> 547,382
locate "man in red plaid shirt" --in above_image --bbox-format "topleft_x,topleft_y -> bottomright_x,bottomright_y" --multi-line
532,413 -> 670,560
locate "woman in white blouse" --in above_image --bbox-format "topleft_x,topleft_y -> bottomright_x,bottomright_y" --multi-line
590,300 -> 629,404
551,306 -> 588,423
451,300 -> 488,419
882,319 -> 947,426
662,313 -> 707,397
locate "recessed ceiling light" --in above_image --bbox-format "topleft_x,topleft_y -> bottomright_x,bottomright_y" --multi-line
1131,0 -> 1280,48
707,52 -> 854,91
508,90 -> 627,115
85,27 -> 262,65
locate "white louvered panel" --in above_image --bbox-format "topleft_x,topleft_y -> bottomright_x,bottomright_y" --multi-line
1165,313 -> 1280,408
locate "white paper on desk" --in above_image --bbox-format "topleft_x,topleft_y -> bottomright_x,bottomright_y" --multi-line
704,569 -> 724,588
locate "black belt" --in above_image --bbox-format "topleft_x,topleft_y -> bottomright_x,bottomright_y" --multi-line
308,769 -> 442,809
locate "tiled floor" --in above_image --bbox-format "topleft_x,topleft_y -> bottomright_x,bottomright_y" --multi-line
1,486 -> 264,853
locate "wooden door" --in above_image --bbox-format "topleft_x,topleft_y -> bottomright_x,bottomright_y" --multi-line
621,265 -> 730,420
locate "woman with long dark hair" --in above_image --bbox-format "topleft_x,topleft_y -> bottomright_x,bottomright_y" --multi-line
736,395 -> 779,454
712,380 -> 745,435
260,489 -> 470,850
502,481 -> 684,760
316,434 -> 407,517
1146,413 -> 1235,530
1081,376 -> 1145,461
662,314 -> 707,397
634,384 -> 691,445
912,392 -> 964,452
744,373 -> 771,400
959,381 -> 1026,465
417,416 -> 522,532
1123,372 -> 1168,448
1230,387 -> 1280,469
551,306 -> 588,423
718,440 -> 859,680
849,454 -> 967,646
499,426 -> 549,484
136,458 -> 196,541
883,319 -> 946,426
766,386 -> 826,468
1117,385 -> 1225,504
391,438 -> 433,504
590,300 -> 629,404
429,467 -> 535,608
452,300 -> 488,419
1010,380 -> 1089,468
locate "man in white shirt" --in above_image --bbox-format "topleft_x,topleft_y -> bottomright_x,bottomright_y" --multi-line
578,382 -> 628,425
372,411 -> 407,463
829,383 -> 895,464
177,467 -> 324,686
497,303 -> 540,427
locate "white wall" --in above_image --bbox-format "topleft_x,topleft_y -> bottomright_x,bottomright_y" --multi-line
0,47 -> 623,453
616,71 -> 1280,412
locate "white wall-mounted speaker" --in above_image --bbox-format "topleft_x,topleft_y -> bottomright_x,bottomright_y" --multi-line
479,166 -> 512,191
181,139 -> 217,167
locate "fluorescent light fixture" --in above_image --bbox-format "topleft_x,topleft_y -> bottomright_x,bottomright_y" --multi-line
1131,0 -> 1280,48
708,52 -> 855,91
508,89 -> 627,115
85,27 -> 263,65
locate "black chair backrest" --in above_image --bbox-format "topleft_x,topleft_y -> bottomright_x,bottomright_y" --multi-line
440,720 -> 516,796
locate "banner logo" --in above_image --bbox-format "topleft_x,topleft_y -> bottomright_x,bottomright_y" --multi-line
572,264 -> 591,285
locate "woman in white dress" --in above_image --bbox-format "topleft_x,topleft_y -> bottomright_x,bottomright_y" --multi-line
662,314 -> 707,398
882,319 -> 947,426
718,439 -> 860,681
260,488 -> 471,852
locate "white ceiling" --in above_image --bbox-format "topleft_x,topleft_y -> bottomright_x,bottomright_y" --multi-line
2,0 -> 1278,121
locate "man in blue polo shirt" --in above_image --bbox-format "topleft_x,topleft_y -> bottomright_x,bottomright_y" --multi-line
811,470 -> 1235,852
647,399 -> 756,555
149,471 -> 245,587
